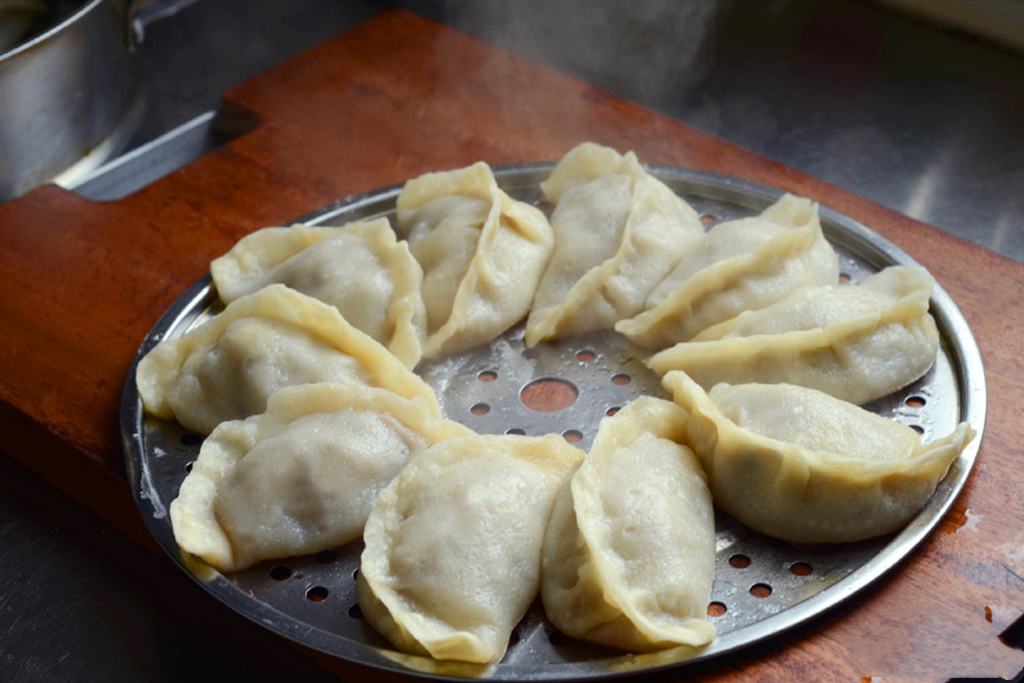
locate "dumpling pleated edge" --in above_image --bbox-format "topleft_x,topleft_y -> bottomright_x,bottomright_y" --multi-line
541,396 -> 717,652
525,144 -> 704,347
645,266 -> 941,405
616,197 -> 839,348
397,161 -> 556,361
662,370 -> 976,543
357,433 -> 585,664
169,384 -> 470,573
135,284 -> 442,431
210,219 -> 428,369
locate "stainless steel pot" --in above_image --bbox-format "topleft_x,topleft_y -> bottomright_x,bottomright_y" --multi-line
0,0 -> 145,202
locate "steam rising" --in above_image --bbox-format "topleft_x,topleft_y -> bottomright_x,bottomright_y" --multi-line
407,0 -> 729,118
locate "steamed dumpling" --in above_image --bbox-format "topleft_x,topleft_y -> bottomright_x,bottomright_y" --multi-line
541,397 -> 716,652
169,384 -> 472,572
646,265 -> 940,405
524,142 -> 704,346
209,219 -> 427,368
358,433 -> 584,664
616,193 -> 839,347
136,284 -> 440,434
395,161 -> 554,359
663,371 -> 975,543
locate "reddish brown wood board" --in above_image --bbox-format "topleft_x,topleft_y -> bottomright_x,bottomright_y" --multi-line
0,9 -> 1021,680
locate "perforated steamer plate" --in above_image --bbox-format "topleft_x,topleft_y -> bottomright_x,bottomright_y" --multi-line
121,164 -> 986,680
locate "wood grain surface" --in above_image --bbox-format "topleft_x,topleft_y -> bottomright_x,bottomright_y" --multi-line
1,9 -> 1021,680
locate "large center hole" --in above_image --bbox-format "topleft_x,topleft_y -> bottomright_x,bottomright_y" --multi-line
520,378 -> 579,412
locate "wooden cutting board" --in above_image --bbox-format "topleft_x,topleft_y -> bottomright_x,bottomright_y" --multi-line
1,9 -> 1021,680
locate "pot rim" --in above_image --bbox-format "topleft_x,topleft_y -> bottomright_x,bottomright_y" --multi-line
0,0 -> 104,62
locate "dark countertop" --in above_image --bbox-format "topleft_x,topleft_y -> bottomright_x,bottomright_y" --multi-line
1,1 -> 1022,680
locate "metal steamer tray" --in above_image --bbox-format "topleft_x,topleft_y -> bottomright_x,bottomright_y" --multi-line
121,164 -> 986,680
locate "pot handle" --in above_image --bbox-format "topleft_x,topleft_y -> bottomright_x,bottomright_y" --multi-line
123,0 -> 199,50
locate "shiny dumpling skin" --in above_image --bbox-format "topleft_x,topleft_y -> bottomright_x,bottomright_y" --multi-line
357,434 -> 584,664
135,284 -> 441,434
524,142 -> 703,347
169,384 -> 472,572
395,161 -> 554,360
209,219 -> 427,368
616,193 -> 839,348
541,397 -> 716,652
646,266 -> 940,405
662,371 -> 976,543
